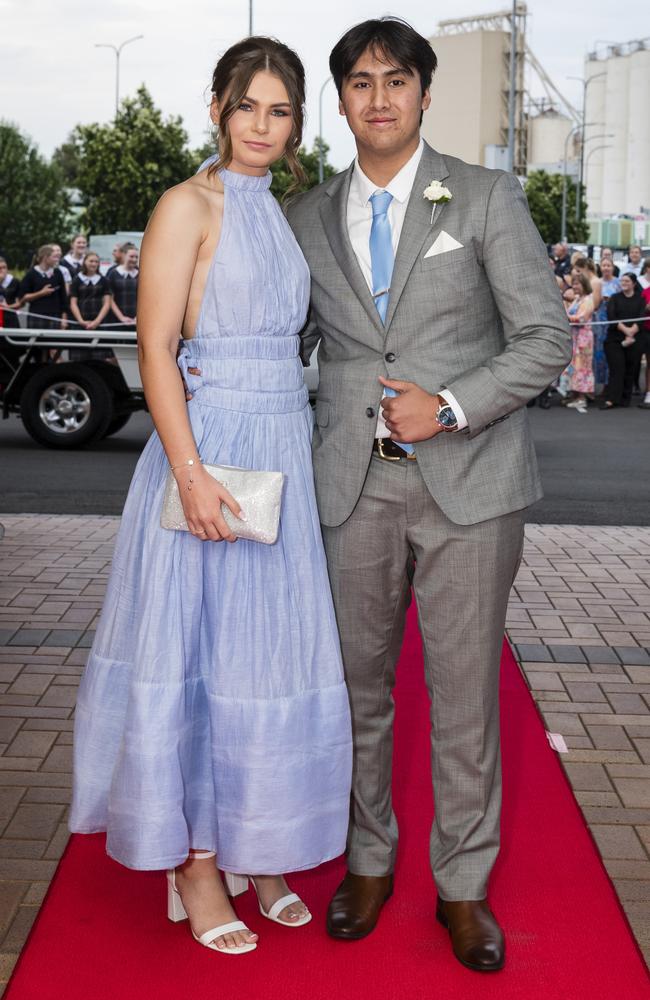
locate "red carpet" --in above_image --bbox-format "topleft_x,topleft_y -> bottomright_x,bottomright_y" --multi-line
6,605 -> 648,1000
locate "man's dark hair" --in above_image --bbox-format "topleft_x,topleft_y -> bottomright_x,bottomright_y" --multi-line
329,17 -> 437,97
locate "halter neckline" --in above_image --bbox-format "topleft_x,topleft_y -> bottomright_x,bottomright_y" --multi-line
219,168 -> 272,192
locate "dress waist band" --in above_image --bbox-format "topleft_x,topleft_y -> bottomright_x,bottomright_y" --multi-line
181,335 -> 300,361
189,384 -> 308,414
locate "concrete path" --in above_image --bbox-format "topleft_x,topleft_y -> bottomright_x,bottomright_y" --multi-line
0,515 -> 648,992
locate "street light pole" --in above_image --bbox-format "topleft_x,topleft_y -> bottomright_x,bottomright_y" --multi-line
249,0 -> 253,35
561,121 -> 600,243
507,0 -> 518,173
95,35 -> 144,116
568,71 -> 606,221
576,133 -> 614,222
584,144 -> 612,193
318,76 -> 333,184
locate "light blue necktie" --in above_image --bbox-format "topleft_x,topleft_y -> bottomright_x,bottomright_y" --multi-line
369,190 -> 413,453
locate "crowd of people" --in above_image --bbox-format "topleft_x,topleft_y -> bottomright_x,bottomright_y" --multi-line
0,237 -> 139,333
2,235 -> 649,413
549,243 -> 650,411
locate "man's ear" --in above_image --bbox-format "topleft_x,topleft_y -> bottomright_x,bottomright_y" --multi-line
421,89 -> 431,113
338,98 -> 346,118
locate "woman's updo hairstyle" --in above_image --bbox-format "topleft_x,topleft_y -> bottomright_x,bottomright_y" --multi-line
209,36 -> 306,189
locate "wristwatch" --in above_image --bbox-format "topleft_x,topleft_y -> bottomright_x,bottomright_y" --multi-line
435,396 -> 458,432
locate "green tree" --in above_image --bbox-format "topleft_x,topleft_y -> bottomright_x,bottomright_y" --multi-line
71,86 -> 195,232
524,170 -> 589,245
191,138 -> 217,173
0,121 -> 69,268
271,138 -> 336,200
52,128 -> 84,188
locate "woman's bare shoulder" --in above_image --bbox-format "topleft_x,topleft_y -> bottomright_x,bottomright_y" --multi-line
154,173 -> 223,219
143,173 -> 224,249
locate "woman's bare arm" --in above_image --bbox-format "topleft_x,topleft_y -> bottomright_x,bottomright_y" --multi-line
590,276 -> 602,311
137,182 -> 241,541
69,297 -> 85,327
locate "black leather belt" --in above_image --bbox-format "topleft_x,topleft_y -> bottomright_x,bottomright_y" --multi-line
373,438 -> 416,461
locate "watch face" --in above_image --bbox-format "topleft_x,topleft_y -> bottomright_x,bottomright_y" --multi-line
437,404 -> 457,429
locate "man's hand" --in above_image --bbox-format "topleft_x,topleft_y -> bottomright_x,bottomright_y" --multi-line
379,377 -> 444,443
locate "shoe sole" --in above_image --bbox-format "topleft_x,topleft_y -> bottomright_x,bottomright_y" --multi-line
435,909 -> 505,972
326,889 -> 393,941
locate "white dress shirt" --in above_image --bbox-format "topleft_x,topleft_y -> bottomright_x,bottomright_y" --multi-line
346,139 -> 467,436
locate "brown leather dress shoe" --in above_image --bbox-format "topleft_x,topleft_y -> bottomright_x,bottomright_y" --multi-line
327,872 -> 394,940
436,898 -> 505,971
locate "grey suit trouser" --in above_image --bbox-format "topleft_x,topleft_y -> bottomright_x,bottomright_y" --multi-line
321,453 -> 525,900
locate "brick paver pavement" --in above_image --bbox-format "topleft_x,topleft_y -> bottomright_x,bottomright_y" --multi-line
0,515 -> 648,991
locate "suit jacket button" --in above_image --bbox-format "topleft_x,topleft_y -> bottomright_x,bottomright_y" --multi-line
385,352 -> 396,363
366,407 -> 375,418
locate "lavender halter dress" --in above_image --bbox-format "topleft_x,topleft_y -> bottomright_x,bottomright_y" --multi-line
70,168 -> 353,874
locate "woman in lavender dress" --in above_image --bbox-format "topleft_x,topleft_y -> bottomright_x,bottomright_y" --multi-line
71,38 -> 352,956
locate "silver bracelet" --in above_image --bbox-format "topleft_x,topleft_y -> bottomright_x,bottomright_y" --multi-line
170,458 -> 201,492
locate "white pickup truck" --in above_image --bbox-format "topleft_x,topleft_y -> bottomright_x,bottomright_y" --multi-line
0,325 -> 318,448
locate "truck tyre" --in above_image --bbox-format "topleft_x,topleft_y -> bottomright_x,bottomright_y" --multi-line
102,412 -> 132,438
20,363 -> 114,449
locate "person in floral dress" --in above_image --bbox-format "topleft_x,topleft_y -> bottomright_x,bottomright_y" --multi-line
561,272 -> 595,414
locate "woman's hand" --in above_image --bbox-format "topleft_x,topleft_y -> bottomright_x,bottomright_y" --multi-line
175,465 -> 245,542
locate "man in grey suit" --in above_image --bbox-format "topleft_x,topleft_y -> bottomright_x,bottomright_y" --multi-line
286,17 -> 571,970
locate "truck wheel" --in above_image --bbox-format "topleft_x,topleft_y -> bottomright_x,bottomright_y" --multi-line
20,364 -> 114,449
102,412 -> 132,438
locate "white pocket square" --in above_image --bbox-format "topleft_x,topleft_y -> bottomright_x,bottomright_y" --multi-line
424,231 -> 464,259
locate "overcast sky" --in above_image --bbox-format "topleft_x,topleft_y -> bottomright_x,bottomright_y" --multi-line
2,1 -> 647,170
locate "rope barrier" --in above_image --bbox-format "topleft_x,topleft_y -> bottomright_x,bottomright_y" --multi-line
2,307 -> 133,328
569,316 -> 648,326
4,308 -> 648,329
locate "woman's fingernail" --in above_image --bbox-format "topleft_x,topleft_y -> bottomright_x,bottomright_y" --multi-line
239,511 -> 247,521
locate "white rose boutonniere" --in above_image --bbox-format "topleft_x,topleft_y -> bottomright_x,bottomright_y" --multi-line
423,180 -> 452,223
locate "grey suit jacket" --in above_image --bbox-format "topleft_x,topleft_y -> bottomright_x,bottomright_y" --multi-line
286,142 -> 572,527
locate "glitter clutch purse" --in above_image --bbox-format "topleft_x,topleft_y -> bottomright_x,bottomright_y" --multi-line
160,464 -> 284,545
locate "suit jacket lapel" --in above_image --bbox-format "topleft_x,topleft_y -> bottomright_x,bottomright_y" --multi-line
384,144 -> 450,332
319,165 -> 385,336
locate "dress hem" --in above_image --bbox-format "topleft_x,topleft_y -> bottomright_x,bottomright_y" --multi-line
69,825 -> 346,875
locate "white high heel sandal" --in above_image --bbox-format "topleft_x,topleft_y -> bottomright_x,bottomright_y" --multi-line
167,852 -> 257,955
223,871 -> 312,928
